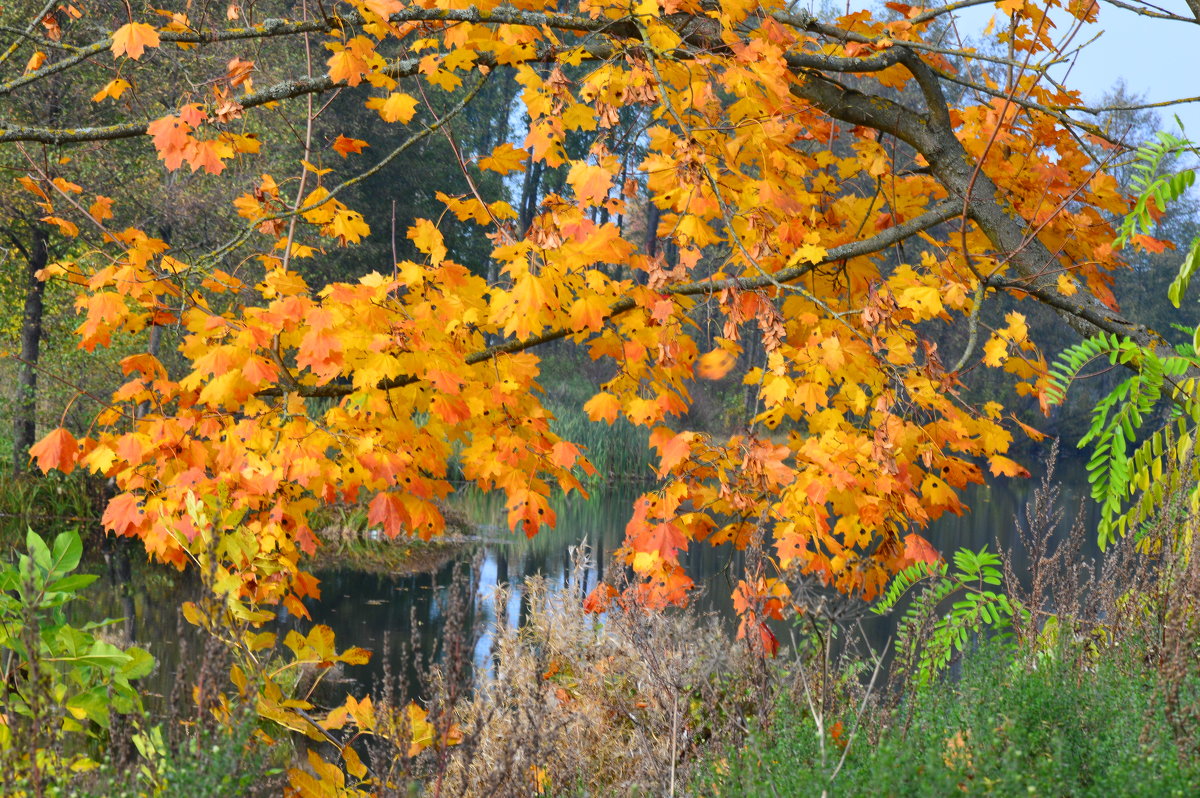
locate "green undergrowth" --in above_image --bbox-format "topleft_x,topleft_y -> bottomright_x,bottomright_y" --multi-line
698,641 -> 1200,797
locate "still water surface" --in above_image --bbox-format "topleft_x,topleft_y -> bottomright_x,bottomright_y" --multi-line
83,460 -> 1100,701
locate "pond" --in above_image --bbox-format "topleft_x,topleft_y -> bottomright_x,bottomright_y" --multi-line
75,455 -> 1100,704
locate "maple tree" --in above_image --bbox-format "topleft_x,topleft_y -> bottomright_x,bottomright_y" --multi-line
2,0 -> 1194,788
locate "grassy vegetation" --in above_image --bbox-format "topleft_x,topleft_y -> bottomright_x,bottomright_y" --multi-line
698,642 -> 1200,797
6,467 -> 1200,797
538,348 -> 657,483
0,467 -> 102,553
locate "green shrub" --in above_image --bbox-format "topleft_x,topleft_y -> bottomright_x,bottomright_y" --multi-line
699,642 -> 1200,797
0,528 -> 154,795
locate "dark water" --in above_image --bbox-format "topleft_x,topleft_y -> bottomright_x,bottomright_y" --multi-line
77,461 -> 1101,702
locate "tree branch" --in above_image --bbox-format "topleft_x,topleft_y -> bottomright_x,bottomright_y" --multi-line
0,57 -> 420,144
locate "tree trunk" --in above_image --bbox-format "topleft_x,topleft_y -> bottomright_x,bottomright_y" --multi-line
13,226 -> 49,474
518,157 -> 544,237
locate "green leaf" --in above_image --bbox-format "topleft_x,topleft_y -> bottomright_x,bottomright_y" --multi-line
47,573 -> 98,595
66,686 -> 112,728
49,640 -> 131,670
119,646 -> 155,680
49,530 -> 83,576
26,529 -> 52,573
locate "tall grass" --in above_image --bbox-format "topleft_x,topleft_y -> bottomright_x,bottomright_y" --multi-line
0,468 -> 101,551
548,401 -> 655,482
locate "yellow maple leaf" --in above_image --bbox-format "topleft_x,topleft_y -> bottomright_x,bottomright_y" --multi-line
921,474 -> 958,507
569,294 -> 610,332
896,284 -> 944,317
408,219 -> 447,265
426,69 -> 462,92
92,78 -> 132,102
1056,274 -> 1078,296
562,103 -> 599,131
329,208 -> 370,244
982,335 -> 1008,367
787,242 -> 828,266
761,374 -> 791,407
1002,311 -> 1028,342
478,142 -> 528,175
367,92 -> 418,123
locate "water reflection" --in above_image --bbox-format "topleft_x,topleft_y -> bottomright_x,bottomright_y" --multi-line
70,459 -> 1102,702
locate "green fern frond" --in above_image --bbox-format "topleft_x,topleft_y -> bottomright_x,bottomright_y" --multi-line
879,546 -> 1020,687
872,559 -> 948,615
1116,131 -> 1192,249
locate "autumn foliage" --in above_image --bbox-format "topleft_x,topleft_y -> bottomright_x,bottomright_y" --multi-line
1,0 -> 1170,788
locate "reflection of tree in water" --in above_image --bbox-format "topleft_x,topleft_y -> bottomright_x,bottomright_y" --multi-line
308,558 -> 482,703
311,470 -> 1102,696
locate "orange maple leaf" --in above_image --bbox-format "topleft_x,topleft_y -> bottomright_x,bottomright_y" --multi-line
111,22 -> 160,60
650,428 -> 692,475
146,114 -> 193,171
988,454 -> 1029,478
583,392 -> 621,424
567,162 -> 613,206
102,493 -> 144,537
550,441 -> 581,468
326,37 -> 375,86
632,521 -> 688,559
569,294 -> 609,332
28,428 -> 79,474
332,135 -> 368,157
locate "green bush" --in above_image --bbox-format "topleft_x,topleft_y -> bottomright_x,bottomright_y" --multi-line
0,528 -> 154,794
699,642 -> 1200,797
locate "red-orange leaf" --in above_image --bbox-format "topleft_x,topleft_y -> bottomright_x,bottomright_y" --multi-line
903,533 -> 940,566
102,493 -> 144,537
332,135 -> 368,157
28,428 -> 78,475
368,492 -> 406,538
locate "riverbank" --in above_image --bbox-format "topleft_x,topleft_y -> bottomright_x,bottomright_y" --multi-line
304,500 -> 476,575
